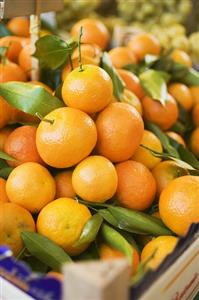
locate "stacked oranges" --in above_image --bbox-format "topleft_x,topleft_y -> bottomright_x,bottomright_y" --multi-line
0,17 -> 199,278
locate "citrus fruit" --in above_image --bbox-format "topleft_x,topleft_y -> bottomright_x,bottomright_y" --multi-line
113,89 -> 143,115
128,33 -> 161,61
142,94 -> 179,130
37,197 -> 91,255
0,97 -> 14,128
72,43 -> 101,63
0,36 -> 22,62
71,18 -> 110,50
168,83 -> 193,111
190,127 -> 199,158
6,162 -> 56,213
108,47 -> 137,68
166,131 -> 186,147
192,103 -> 199,127
0,61 -> 27,82
72,155 -> 118,203
0,178 -> 9,203
141,236 -> 178,269
55,170 -> 76,199
0,202 -> 35,256
189,86 -> 199,105
132,130 -> 163,169
4,125 -> 44,167
152,160 -> 188,196
0,127 -> 13,150
99,243 -> 140,273
62,65 -> 113,114
159,175 -> 199,235
117,69 -> 145,100
115,160 -> 156,211
18,44 -> 32,76
170,49 -> 192,67
96,102 -> 144,162
7,17 -> 30,37
36,107 -> 97,168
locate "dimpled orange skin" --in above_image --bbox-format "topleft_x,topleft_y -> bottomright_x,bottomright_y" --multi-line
37,198 -> 92,256
62,65 -> 113,114
72,43 -> 101,62
96,102 -> 144,162
132,130 -> 163,170
0,36 -> 22,62
36,107 -> 97,168
142,94 -> 179,130
4,125 -> 44,168
166,131 -> 186,147
6,162 -> 56,213
115,160 -> 156,211
55,171 -> 76,199
72,155 -> 118,203
170,49 -> 192,68
152,160 -> 188,196
18,44 -> 31,76
128,33 -> 161,61
0,61 -> 27,82
108,47 -> 138,69
71,18 -> 110,50
0,202 -> 35,256
159,176 -> 199,236
0,127 -> 13,150
0,178 -> 9,203
168,83 -> 193,111
117,69 -> 145,100
190,127 -> 199,158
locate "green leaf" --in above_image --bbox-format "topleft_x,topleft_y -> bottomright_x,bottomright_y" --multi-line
181,68 -> 199,86
0,82 -> 64,116
98,209 -> 119,227
21,232 -> 72,272
0,167 -> 13,179
101,52 -> 125,100
144,54 -> 159,67
0,23 -> 12,37
0,159 -> 9,168
34,35 -> 78,70
123,64 -> 140,75
74,214 -> 103,247
22,256 -> 48,273
0,150 -> 16,162
139,69 -> 168,105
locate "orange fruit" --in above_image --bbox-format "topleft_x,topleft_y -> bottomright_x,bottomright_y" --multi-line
0,36 -> 22,62
108,47 -> 137,68
29,81 -> 53,94
55,170 -> 76,199
190,127 -> 199,158
170,49 -> 192,68
18,44 -> 31,76
115,160 -> 156,211
72,43 -> 101,63
37,197 -> 91,255
0,61 -> 27,82
132,130 -> 163,169
189,86 -> 199,105
36,107 -> 97,168
7,17 -> 30,37
4,125 -> 44,167
72,155 -> 118,203
0,127 -> 13,150
117,69 -> 145,100
71,18 -> 110,50
0,178 -> 9,203
141,236 -> 178,269
166,131 -> 186,147
0,202 -> 35,256
159,175 -> 199,235
6,162 -> 56,213
128,33 -> 161,61
99,243 -> 140,274
142,94 -> 179,130
61,56 -> 99,81
192,103 -> 199,127
62,65 -> 113,114
113,89 -> 142,115
168,83 -> 193,111
152,160 -> 188,196
47,271 -> 64,281
96,102 -> 144,162
0,97 -> 14,129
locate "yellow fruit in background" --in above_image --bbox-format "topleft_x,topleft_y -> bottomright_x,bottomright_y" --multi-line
170,49 -> 192,67
132,130 -> 163,169
37,198 -> 91,255
168,83 -> 193,111
141,236 -> 178,269
72,155 -> 118,203
6,162 -> 56,213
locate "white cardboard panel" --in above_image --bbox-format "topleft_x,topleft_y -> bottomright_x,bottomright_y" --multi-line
0,278 -> 35,300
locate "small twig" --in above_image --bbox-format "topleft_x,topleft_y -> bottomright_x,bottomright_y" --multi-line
35,112 -> 54,125
69,54 -> 74,70
78,26 -> 84,72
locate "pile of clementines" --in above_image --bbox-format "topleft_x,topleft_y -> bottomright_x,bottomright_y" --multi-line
0,17 -> 199,282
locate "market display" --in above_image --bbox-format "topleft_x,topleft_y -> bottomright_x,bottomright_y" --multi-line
0,4 -> 199,298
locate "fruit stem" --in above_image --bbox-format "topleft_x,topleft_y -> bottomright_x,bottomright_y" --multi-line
69,54 -> 74,70
78,26 -> 84,72
35,112 -> 54,125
